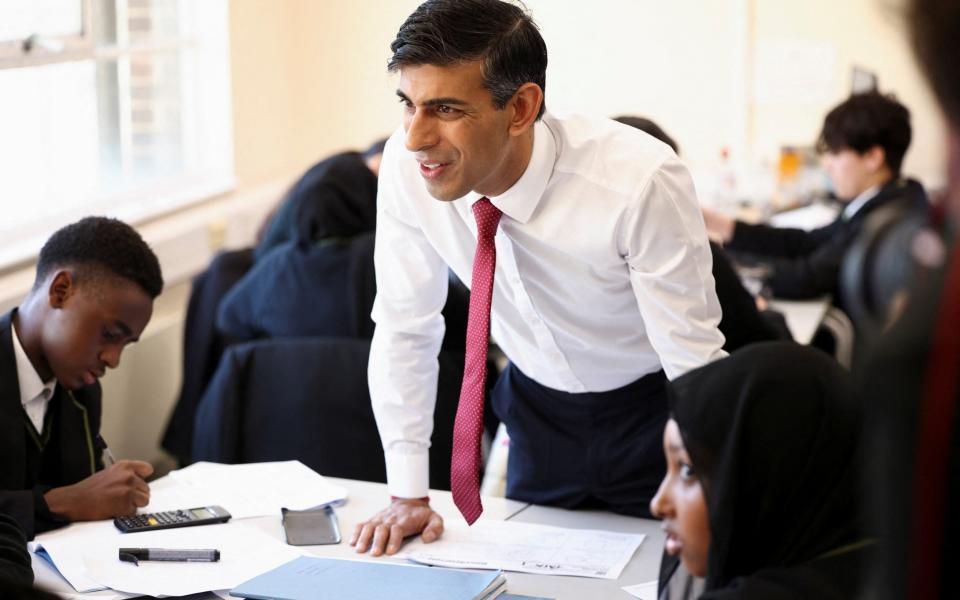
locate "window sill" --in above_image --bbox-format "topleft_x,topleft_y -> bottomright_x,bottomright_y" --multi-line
0,173 -> 295,314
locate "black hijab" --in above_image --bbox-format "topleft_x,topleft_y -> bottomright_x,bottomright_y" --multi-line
256,151 -> 378,259
667,342 -> 867,599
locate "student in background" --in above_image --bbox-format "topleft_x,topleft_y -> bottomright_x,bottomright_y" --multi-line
861,1 -> 960,598
652,342 -> 870,599
0,217 -> 161,539
614,115 -> 791,351
254,138 -> 386,260
163,139 -> 387,464
354,0 -> 725,556
702,92 -> 928,304
217,152 -> 380,341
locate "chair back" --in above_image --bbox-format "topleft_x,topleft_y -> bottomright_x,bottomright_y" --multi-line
192,337 -> 462,489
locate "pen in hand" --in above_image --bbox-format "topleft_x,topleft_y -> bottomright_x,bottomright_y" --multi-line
118,548 -> 221,566
96,434 -> 116,466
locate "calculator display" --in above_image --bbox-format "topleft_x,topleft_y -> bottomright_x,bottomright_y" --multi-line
191,508 -> 214,519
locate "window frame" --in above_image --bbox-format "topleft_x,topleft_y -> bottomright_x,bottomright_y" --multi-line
0,0 -> 235,271
0,0 -> 95,67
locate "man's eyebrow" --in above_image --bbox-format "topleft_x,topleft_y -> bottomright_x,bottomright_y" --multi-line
395,90 -> 470,108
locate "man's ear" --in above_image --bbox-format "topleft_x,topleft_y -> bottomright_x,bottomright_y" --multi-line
507,83 -> 543,137
48,270 -> 75,309
863,145 -> 887,173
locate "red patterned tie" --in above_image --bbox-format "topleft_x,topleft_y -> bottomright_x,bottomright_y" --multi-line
451,197 -> 502,525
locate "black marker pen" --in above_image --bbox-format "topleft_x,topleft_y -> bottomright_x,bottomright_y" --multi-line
118,548 -> 220,566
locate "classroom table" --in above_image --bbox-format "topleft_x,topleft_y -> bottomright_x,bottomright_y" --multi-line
32,476 -> 666,599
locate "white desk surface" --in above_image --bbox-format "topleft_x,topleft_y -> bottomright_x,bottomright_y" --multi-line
33,476 -> 663,600
768,296 -> 832,345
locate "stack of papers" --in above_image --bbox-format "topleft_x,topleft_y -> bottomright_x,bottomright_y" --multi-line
399,520 -> 644,579
33,520 -> 299,597
31,461 -> 344,596
145,460 -> 348,518
230,556 -> 506,600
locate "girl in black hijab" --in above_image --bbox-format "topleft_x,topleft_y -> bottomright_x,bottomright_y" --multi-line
651,342 -> 873,599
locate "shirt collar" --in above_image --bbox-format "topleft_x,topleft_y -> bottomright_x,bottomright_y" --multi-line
842,184 -> 881,220
11,320 -> 55,409
465,118 -> 556,224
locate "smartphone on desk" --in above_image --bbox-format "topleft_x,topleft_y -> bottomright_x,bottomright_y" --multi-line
281,505 -> 341,546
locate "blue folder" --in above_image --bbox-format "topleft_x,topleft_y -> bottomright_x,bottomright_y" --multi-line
230,556 -> 506,600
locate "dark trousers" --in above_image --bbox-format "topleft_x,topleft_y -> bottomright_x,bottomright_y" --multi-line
491,363 -> 668,518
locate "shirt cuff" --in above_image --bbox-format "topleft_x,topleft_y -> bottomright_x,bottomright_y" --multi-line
385,448 -> 430,499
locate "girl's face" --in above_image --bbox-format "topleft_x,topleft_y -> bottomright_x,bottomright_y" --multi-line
650,419 -> 711,577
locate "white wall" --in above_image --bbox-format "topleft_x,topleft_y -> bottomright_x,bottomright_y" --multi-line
318,0 -> 944,185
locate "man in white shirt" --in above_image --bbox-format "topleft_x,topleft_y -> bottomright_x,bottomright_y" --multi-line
352,0 -> 725,556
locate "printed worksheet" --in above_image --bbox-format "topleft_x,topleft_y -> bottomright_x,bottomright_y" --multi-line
399,520 -> 644,579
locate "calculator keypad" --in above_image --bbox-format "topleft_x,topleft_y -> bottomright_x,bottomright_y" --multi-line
115,510 -> 194,532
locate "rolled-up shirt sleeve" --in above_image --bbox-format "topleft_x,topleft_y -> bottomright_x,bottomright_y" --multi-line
622,155 -> 727,379
368,139 -> 450,499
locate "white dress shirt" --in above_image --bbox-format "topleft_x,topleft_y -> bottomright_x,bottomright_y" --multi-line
12,320 -> 56,433
369,112 -> 726,498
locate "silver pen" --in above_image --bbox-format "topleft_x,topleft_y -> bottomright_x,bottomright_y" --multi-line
96,434 -> 117,466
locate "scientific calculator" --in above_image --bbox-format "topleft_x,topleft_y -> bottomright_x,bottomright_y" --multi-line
114,505 -> 232,533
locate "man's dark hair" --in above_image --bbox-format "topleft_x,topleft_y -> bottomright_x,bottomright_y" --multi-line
614,115 -> 680,155
34,217 -> 164,298
816,92 -> 912,176
909,0 -> 960,130
388,0 -> 548,120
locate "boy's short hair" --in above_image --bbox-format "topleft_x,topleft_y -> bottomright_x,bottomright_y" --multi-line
35,217 -> 164,298
816,92 -> 912,176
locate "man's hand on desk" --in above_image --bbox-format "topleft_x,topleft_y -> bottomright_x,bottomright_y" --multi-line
350,497 -> 444,556
43,460 -> 153,521
702,207 -> 736,244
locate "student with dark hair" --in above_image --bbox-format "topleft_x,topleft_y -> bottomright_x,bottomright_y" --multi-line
353,0 -> 725,556
652,342 -> 871,599
163,138 -> 391,465
859,2 -> 960,599
255,138 -> 386,261
0,217 -> 161,539
702,92 -> 928,302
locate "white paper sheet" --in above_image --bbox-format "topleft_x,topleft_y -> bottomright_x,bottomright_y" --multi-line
35,520 -> 298,597
399,520 -> 644,579
144,460 -> 348,519
623,580 -> 659,599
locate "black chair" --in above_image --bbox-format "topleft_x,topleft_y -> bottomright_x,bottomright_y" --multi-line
841,202 -> 932,343
191,337 -> 464,490
162,248 -> 254,465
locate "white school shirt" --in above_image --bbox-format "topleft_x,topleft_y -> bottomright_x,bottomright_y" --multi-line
12,320 -> 56,433
369,112 -> 726,498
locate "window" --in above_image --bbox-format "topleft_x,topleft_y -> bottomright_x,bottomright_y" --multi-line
0,0 -> 233,268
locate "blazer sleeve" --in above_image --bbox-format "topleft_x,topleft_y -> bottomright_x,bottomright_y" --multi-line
728,220 -> 838,259
762,236 -> 847,299
0,512 -> 33,586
